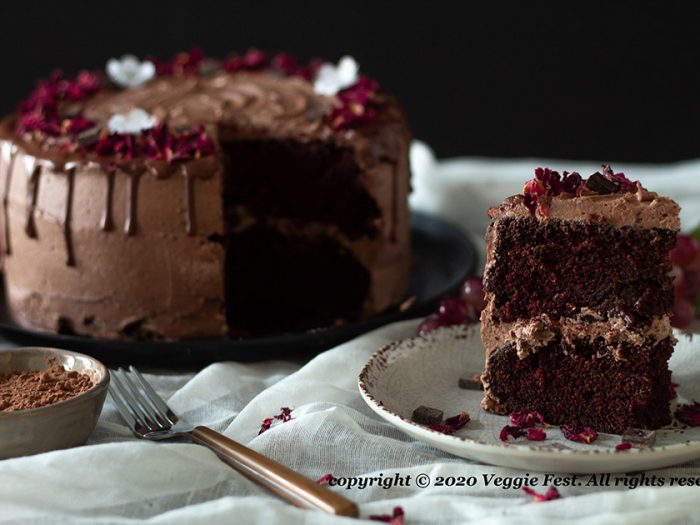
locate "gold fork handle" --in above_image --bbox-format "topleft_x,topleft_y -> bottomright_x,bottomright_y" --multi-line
190,426 -> 358,517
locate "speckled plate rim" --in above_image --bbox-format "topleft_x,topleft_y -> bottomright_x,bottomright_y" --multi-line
358,325 -> 700,472
0,346 -> 110,419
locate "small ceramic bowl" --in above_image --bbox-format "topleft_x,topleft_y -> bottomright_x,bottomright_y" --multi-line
0,347 -> 109,459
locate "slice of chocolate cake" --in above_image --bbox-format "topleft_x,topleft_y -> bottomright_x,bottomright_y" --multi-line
480,166 -> 680,434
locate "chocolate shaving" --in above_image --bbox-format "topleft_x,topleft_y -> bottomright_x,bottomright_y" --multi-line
198,59 -> 222,77
59,104 -> 82,119
621,427 -> 656,447
585,172 -> 619,194
411,405 -> 444,425
76,127 -> 102,146
458,373 -> 483,390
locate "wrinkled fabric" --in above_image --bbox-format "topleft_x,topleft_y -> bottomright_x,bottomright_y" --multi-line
2,144 -> 699,524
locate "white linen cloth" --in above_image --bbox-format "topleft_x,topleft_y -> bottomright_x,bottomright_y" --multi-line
2,143 -> 700,524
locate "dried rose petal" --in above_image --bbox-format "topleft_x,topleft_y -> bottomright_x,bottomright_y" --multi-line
522,486 -> 561,502
669,382 -> 680,400
243,48 -> 269,70
526,428 -> 547,441
675,401 -> 700,426
369,506 -> 405,524
561,171 -> 583,194
63,70 -> 102,101
535,167 -> 563,195
428,411 -> 470,435
63,115 -> 95,135
297,58 -> 325,81
223,48 -> 270,72
560,425 -> 598,444
15,69 -> 104,142
316,473 -> 335,485
521,165 -> 633,215
92,124 -> 215,163
444,411 -> 470,428
222,55 -> 246,73
258,407 -> 294,434
276,406 -> 293,423
258,417 -> 274,435
523,178 -> 546,197
499,425 -> 526,442
509,410 -> 545,428
148,48 -> 204,76
615,442 -> 632,451
271,52 -> 299,75
328,75 -> 380,130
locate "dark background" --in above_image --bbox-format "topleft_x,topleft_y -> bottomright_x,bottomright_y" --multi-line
2,1 -> 698,161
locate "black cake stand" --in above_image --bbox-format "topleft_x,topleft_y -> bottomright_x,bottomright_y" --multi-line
0,212 -> 477,367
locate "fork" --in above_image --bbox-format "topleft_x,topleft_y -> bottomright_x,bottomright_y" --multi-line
108,366 -> 358,517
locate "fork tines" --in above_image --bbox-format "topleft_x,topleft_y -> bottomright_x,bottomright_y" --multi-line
109,366 -> 179,436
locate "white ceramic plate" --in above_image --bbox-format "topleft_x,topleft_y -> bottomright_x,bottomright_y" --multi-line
358,324 -> 700,473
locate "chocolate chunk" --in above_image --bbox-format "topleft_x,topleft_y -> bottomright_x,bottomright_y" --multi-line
585,173 -> 619,194
458,373 -> 483,390
173,124 -> 194,133
59,104 -> 81,119
621,427 -> 656,448
76,127 -> 101,146
412,405 -> 444,425
199,59 -> 222,77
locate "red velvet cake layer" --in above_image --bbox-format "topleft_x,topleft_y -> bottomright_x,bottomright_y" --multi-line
482,336 -> 674,433
485,217 -> 676,324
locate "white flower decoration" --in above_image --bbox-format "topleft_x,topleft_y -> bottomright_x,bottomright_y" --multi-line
107,108 -> 158,134
313,56 -> 359,96
106,55 -> 155,89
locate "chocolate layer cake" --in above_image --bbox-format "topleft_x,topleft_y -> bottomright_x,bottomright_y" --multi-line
480,166 -> 680,433
0,50 -> 412,340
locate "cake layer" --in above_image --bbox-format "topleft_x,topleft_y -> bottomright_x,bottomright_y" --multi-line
221,139 -> 381,239
484,216 -> 676,324
481,337 -> 674,433
226,225 -> 370,334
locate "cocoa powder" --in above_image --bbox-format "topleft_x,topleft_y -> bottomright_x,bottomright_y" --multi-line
0,365 -> 93,412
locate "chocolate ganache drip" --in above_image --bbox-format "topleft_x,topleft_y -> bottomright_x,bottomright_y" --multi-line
24,160 -> 41,239
101,167 -> 116,232
62,165 -> 76,266
0,50 -> 403,267
1,143 -> 17,255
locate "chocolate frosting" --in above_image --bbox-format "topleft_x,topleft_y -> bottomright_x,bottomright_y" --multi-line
0,65 -> 412,340
82,73 -> 335,140
490,185 -> 681,231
